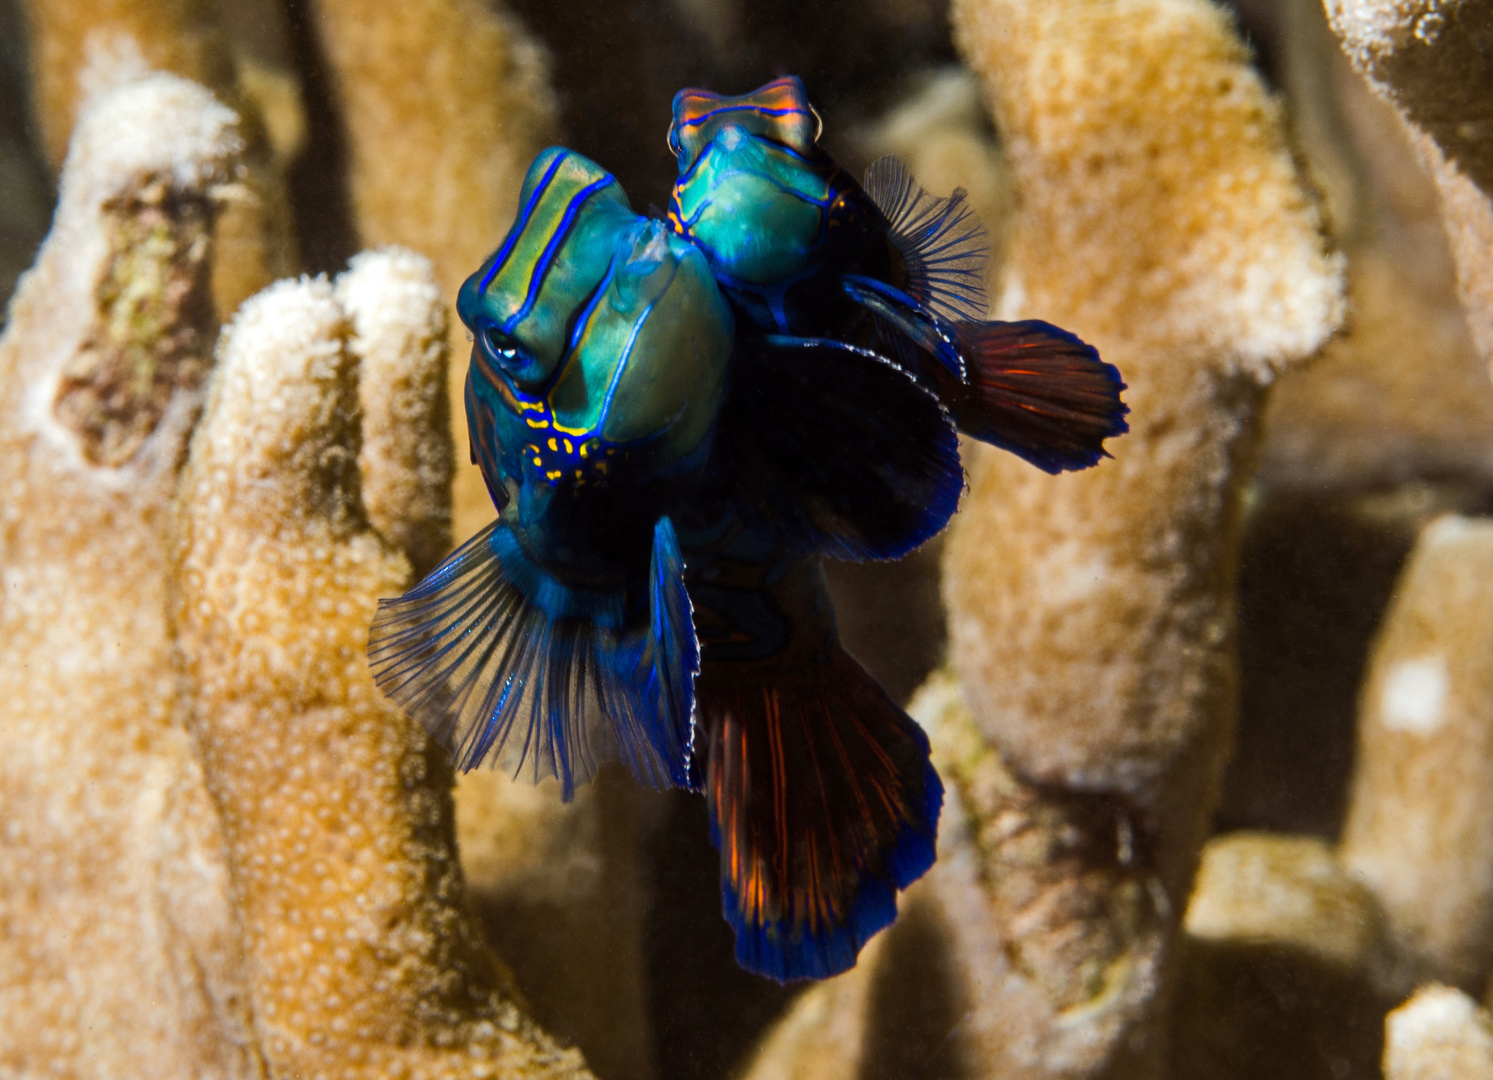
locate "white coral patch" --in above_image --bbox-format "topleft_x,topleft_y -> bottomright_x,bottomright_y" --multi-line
1379,654 -> 1449,734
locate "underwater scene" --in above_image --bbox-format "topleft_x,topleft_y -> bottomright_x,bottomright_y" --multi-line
2,0 -> 1492,1077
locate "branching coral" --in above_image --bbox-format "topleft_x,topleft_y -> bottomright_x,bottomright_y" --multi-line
172,264 -> 591,1080
296,0 -> 558,544
292,11 -> 658,1075
0,74 -> 256,1080
18,0 -> 298,319
8,0 -> 1493,1074
0,71 -> 594,1079
1339,516 -> 1493,991
1325,0 -> 1493,371
934,0 -> 1342,1071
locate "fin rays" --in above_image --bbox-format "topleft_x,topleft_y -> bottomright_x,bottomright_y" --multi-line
864,154 -> 990,323
369,519 -> 698,797
701,649 -> 942,982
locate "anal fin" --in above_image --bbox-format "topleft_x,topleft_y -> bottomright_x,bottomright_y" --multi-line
699,647 -> 943,982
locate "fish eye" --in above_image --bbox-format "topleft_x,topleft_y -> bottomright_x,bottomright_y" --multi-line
667,125 -> 682,158
809,105 -> 823,143
482,326 -> 529,372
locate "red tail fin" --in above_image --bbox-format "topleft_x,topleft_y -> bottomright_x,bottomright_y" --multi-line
698,649 -> 942,982
950,320 -> 1128,473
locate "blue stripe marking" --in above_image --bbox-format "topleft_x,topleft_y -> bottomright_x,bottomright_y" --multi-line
596,261 -> 681,431
565,261 -> 616,356
479,151 -> 568,294
678,103 -> 813,130
503,174 -> 617,335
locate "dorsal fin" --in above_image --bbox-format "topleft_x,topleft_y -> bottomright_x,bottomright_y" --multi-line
863,154 -> 990,323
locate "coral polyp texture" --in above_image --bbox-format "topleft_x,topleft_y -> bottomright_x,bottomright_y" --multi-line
173,271 -> 587,1080
0,75 -> 252,1080
1325,0 -> 1493,371
5,0 -> 1493,1076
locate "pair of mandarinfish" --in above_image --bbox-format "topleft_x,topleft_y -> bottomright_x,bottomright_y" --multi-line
368,76 -> 1129,983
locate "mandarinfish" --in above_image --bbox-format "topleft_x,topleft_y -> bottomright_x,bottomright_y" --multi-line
366,144 -> 967,983
667,75 -> 1131,474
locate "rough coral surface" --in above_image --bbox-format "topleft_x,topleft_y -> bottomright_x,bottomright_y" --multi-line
299,0 -> 558,544
1339,516 -> 1493,991
337,246 -> 454,578
938,0 -> 1344,1072
0,75 -> 257,1080
948,0 -> 1344,798
19,0 -> 298,320
1384,985 -> 1493,1080
291,10 -> 658,1074
172,272 -> 592,1080
1326,0 -> 1493,370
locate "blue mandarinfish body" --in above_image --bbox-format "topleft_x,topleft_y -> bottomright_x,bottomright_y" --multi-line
676,338 -> 962,981
367,142 -> 973,984
368,148 -> 733,798
667,75 -> 1131,474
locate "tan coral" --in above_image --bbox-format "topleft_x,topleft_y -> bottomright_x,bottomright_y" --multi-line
298,0 -> 558,544
1170,833 -> 1393,1079
935,0 -> 1344,1071
1338,516 -> 1493,991
295,10 -> 660,1072
19,0 -> 299,320
740,671 -> 1169,1080
337,246 -> 454,578
1384,985 -> 1493,1080
0,75 -> 257,1080
1257,0 -> 1493,492
171,269 -> 592,1080
1325,0 -> 1493,371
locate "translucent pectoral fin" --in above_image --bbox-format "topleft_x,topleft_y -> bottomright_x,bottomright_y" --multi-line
722,334 -> 963,562
863,154 -> 990,323
367,518 -> 697,797
952,320 -> 1129,473
700,649 -> 943,982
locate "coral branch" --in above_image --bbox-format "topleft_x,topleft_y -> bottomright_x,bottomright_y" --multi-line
337,247 -> 454,578
1339,515 -> 1493,990
1325,0 -> 1493,370
296,0 -> 557,543
936,0 -> 1345,1071
1384,985 -> 1493,1080
171,277 -> 591,1080
0,75 -> 256,1080
19,0 -> 299,319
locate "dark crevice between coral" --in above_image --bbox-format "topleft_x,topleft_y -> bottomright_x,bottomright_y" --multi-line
278,0 -> 358,275
1220,480 -> 1493,840
504,0 -> 961,211
641,788 -> 801,1080
1171,938 -> 1393,1080
53,190 -> 217,466
860,896 -> 972,1080
0,0 -> 54,331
